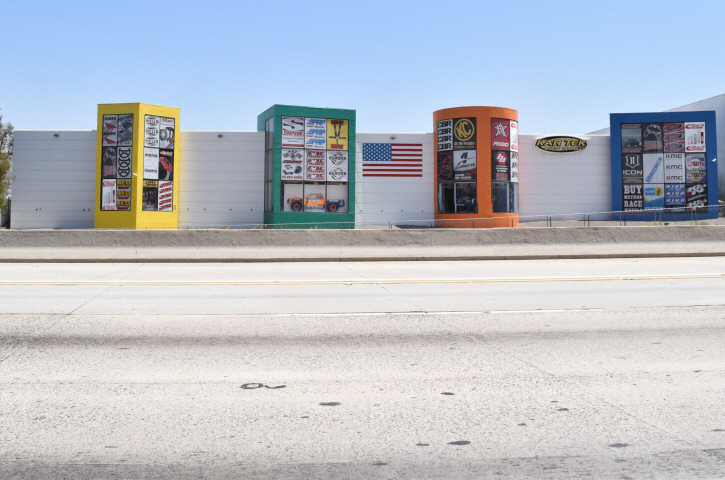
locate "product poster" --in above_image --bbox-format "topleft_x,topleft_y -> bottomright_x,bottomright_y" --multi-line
437,151 -> 453,182
158,181 -> 173,211
644,184 -> 665,209
117,146 -> 132,179
643,153 -> 664,184
665,184 -> 685,206
491,118 -> 511,150
281,148 -> 304,181
302,184 -> 326,212
453,118 -> 476,150
102,115 -> 118,146
282,183 -> 304,212
622,184 -> 643,211
685,153 -> 707,183
101,179 -> 116,210
142,180 -> 158,211
158,149 -> 174,181
453,150 -> 476,181
144,116 -> 160,147
117,114 -> 133,146
143,147 -> 159,179
282,117 -> 305,147
621,153 -> 643,183
102,147 -> 117,179
684,122 -> 706,152
510,151 -> 519,183
437,119 -> 453,152
116,179 -> 132,210
326,183 -> 349,213
326,119 -> 348,150
621,124 -> 642,153
686,184 -> 708,209
642,123 -> 663,153
326,150 -> 349,182
305,149 -> 326,181
158,117 -> 175,149
510,121 -> 519,152
664,153 -> 685,183
304,118 -> 327,149
491,150 -> 509,182
663,123 -> 685,153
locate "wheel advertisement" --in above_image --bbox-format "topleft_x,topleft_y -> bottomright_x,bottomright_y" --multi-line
281,148 -> 304,181
326,150 -> 348,182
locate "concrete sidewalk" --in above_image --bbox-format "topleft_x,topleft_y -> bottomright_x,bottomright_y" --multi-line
2,226 -> 725,262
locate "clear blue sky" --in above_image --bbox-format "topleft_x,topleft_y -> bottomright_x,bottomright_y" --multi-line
4,0 -> 725,134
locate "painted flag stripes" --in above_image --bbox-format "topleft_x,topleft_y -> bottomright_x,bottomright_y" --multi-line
362,143 -> 423,177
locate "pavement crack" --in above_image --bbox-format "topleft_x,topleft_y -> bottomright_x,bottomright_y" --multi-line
66,264 -> 146,315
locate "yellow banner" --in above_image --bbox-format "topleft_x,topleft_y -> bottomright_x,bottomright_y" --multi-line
326,119 -> 348,151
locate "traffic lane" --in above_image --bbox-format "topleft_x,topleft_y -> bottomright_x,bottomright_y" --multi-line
0,285 -> 114,315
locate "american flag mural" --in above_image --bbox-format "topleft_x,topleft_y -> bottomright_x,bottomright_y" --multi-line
362,143 -> 423,177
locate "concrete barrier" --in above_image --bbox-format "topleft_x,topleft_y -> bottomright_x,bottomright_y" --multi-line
1,226 -> 725,262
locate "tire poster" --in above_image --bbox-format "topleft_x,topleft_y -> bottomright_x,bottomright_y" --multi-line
142,114 -> 176,211
101,114 -> 133,211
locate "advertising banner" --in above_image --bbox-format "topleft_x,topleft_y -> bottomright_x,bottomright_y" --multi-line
326,150 -> 349,182
143,147 -> 159,179
281,148 -> 304,181
510,151 -> 519,183
158,117 -> 175,149
665,184 -> 685,206
437,119 -> 453,152
327,119 -> 349,150
622,184 -> 643,211
684,122 -> 706,152
686,184 -> 708,209
158,181 -> 173,211
663,123 -> 685,153
158,149 -> 174,181
453,118 -> 476,150
282,116 -> 305,147
642,123 -> 663,153
116,179 -> 131,210
117,146 -> 132,179
117,114 -> 133,146
305,149 -> 326,181
142,180 -> 158,211
304,118 -> 327,149
643,153 -> 664,184
621,153 -> 643,183
102,115 -> 118,146
621,124 -> 642,153
101,179 -> 116,210
644,184 -> 665,209
144,116 -> 160,147
510,121 -> 519,152
453,150 -> 476,181
664,153 -> 685,183
102,146 -> 117,179
437,151 -> 453,182
491,150 -> 509,182
491,118 -> 511,150
685,153 -> 707,183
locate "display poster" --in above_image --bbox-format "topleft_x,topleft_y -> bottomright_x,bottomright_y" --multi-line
453,150 -> 476,181
621,124 -> 642,153
686,183 -> 707,209
158,181 -> 173,211
644,184 -> 665,209
281,148 -> 304,181
664,153 -> 685,183
303,184 -> 326,212
437,119 -> 453,152
144,116 -> 160,147
158,117 -> 175,149
117,114 -> 133,146
622,184 -> 643,211
665,184 -> 685,206
143,147 -> 159,179
510,121 -> 519,152
282,183 -> 304,212
304,118 -> 327,149
453,118 -> 476,150
116,179 -> 131,210
101,179 -> 116,210
643,153 -> 664,184
326,119 -> 348,150
510,151 -> 519,183
102,115 -> 118,146
621,153 -> 643,183
685,152 -> 707,183
326,150 -> 349,182
685,122 -> 706,152
158,149 -> 174,181
432,152 -> 450,184
305,149 -> 326,181
642,123 -> 663,153
117,146 -> 132,179
491,150 -> 509,182
663,123 -> 685,153
491,118 -> 511,150
102,147 -> 117,179
282,116 -> 305,147
142,180 -> 158,211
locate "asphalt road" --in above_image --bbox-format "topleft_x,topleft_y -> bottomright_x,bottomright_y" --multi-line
1,258 -> 725,478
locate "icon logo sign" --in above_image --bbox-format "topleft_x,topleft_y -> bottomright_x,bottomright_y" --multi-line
625,155 -> 639,168
454,119 -> 475,141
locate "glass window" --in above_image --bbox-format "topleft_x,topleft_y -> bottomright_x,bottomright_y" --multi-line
455,183 -> 477,213
302,183 -> 326,212
281,182 -> 303,212
509,183 -> 518,213
438,182 -> 455,213
264,181 -> 273,212
492,182 -> 509,213
326,183 -> 349,213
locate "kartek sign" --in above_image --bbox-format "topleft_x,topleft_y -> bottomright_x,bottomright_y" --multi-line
535,136 -> 588,153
